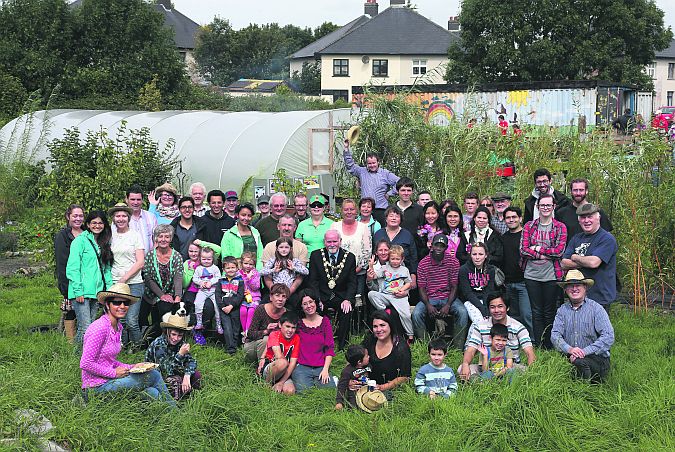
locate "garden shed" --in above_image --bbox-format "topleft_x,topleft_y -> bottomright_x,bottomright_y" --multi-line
0,109 -> 351,193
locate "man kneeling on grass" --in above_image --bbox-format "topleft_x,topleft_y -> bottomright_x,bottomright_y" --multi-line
551,270 -> 614,383
258,311 -> 300,395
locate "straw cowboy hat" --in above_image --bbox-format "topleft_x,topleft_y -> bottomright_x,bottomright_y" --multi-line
557,269 -> 595,288
347,125 -> 360,145
96,283 -> 140,305
107,202 -> 133,217
355,386 -> 388,413
155,182 -> 178,198
160,314 -> 193,331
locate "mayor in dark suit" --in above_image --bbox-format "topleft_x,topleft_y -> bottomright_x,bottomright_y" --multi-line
308,229 -> 357,350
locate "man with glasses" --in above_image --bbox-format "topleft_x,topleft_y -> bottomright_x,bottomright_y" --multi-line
523,168 -> 570,223
255,192 -> 289,246
500,206 -> 532,336
490,192 -> 512,235
170,196 -> 207,260
293,193 -> 309,224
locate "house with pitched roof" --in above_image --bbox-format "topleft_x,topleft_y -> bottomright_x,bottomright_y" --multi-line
646,39 -> 675,108
290,1 -> 457,102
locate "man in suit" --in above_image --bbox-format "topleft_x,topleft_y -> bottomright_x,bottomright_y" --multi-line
308,230 -> 357,350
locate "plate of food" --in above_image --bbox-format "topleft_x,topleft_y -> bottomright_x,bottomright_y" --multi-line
129,362 -> 158,374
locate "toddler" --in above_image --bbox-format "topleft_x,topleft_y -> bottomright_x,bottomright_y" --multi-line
414,339 -> 457,398
192,248 -> 222,343
335,344 -> 371,410
239,251 -> 261,337
183,239 -> 221,300
478,323 -> 514,378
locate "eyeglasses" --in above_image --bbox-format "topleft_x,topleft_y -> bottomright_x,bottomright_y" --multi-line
294,204 -> 307,208
272,204 -> 286,208
481,203 -> 493,207
535,180 -> 550,186
109,299 -> 131,306
89,221 -> 104,226
160,193 -> 174,197
539,204 -> 554,209
179,205 -> 194,210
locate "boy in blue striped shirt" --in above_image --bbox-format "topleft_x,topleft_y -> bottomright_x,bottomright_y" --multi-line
414,339 -> 458,398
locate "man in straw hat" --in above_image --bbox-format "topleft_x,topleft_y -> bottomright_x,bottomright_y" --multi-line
146,314 -> 201,400
551,270 -> 614,382
343,128 -> 400,226
80,283 -> 176,406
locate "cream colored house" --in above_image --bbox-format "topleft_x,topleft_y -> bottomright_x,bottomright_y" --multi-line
290,1 -> 457,102
647,39 -> 675,108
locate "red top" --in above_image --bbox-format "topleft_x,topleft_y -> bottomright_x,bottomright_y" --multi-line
265,330 -> 300,361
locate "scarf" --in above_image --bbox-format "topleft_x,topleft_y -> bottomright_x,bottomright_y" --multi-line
157,204 -> 180,220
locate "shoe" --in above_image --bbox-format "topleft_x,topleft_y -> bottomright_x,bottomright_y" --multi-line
193,331 -> 206,346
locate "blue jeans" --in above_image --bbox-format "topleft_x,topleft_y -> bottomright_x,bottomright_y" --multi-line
412,298 -> 468,348
72,298 -> 100,345
292,364 -> 336,393
122,283 -> 144,345
90,369 -> 176,407
506,282 -> 533,337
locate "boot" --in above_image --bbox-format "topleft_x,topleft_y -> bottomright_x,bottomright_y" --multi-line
64,320 -> 77,344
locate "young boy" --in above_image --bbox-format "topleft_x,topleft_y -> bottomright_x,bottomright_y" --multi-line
335,344 -> 371,410
367,245 -> 413,340
414,338 -> 457,398
259,311 -> 300,395
192,247 -> 222,341
478,323 -> 514,378
215,256 -> 244,354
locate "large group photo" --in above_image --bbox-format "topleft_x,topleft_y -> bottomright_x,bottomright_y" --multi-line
0,0 -> 674,450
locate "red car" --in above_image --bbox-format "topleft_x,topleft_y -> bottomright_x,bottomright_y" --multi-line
658,106 -> 675,123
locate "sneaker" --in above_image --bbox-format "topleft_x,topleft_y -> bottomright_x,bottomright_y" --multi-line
193,331 -> 206,346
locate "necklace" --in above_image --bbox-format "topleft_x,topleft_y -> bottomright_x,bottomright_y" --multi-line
322,249 -> 347,289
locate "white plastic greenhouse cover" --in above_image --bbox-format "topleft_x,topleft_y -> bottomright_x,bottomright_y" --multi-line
0,109 -> 352,191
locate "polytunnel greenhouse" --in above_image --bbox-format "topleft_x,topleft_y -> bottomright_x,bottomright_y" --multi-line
0,109 -> 352,194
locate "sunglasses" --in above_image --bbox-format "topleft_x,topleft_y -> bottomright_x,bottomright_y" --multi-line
109,299 -> 131,306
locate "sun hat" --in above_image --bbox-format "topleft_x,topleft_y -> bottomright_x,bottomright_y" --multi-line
309,194 -> 327,207
96,283 -> 139,305
155,182 -> 178,198
576,203 -> 599,216
355,386 -> 388,413
492,192 -> 512,201
347,125 -> 360,145
557,269 -> 595,288
107,202 -> 133,217
160,314 -> 193,331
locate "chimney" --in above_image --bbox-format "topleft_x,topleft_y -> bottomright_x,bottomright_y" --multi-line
390,0 -> 405,7
448,16 -> 460,32
158,0 -> 172,10
364,1 -> 378,17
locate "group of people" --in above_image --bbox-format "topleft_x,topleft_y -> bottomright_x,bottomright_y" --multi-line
53,147 -> 617,410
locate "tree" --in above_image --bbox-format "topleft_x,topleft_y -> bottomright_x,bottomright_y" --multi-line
446,0 -> 673,89
313,22 -> 339,40
291,61 -> 321,95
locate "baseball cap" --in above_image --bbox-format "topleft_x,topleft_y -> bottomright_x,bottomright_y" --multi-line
225,190 -> 238,200
431,234 -> 449,247
309,194 -> 327,206
257,195 -> 270,205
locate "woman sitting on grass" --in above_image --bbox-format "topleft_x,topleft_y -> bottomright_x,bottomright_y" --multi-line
358,311 -> 411,399
80,283 -> 175,407
146,314 -> 201,400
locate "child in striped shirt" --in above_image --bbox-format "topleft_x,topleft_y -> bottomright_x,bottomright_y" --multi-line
414,338 -> 457,398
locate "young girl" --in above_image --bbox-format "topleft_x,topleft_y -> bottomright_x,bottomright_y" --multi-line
260,237 -> 309,310
239,251 -> 262,337
457,243 -> 497,325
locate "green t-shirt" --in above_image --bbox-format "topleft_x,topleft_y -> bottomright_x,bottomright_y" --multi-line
295,217 -> 334,254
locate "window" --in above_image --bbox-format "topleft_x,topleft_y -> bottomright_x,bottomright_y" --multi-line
412,59 -> 427,76
645,62 -> 656,78
372,59 -> 388,77
668,63 -> 675,80
668,91 -> 674,106
333,59 -> 349,77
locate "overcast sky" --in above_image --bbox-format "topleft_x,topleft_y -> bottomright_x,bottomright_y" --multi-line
172,0 -> 674,33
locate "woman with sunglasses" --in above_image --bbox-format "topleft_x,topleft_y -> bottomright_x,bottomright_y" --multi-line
66,210 -> 114,346
80,283 -> 175,407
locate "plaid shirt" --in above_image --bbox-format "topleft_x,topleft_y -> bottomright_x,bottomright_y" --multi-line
145,335 -> 197,377
520,218 -> 567,280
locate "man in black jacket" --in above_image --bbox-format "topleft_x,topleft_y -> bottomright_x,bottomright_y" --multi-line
523,168 -> 570,223
201,189 -> 235,246
557,178 -> 613,244
308,230 -> 357,350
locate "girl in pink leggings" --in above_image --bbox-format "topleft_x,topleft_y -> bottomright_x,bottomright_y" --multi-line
239,251 -> 261,338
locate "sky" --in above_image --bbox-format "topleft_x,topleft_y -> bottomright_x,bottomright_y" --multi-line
173,0 -> 674,33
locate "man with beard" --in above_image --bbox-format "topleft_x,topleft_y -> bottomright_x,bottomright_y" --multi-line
308,230 -> 357,350
262,214 -> 308,267
557,179 -> 613,244
523,168 -> 570,223
201,190 -> 235,246
562,204 -> 618,313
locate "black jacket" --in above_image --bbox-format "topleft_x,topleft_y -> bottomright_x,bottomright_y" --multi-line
201,211 -> 235,245
54,226 -> 76,298
456,227 -> 504,269
308,248 -> 357,304
523,189 -> 570,224
170,216 -> 207,260
458,261 -> 497,317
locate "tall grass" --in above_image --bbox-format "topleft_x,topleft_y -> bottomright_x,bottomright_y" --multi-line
0,274 -> 672,450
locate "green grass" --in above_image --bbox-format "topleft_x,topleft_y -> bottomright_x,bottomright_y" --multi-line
0,273 -> 673,451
